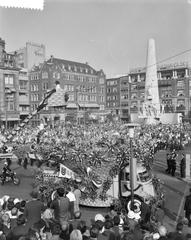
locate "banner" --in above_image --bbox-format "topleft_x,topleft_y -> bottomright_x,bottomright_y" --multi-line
59,163 -> 76,179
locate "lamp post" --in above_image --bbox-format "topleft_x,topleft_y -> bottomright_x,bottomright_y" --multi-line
126,123 -> 140,211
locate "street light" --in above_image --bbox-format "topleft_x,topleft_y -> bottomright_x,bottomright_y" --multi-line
126,123 -> 140,211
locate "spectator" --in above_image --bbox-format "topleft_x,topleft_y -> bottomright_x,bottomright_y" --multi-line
50,187 -> 70,224
70,229 -> 83,240
6,214 -> 30,240
69,211 -> 82,233
90,224 -> 99,240
184,189 -> 191,227
168,222 -> 186,240
180,153 -> 186,178
158,225 -> 168,240
111,215 -> 121,240
73,184 -> 81,213
23,190 -> 45,227
66,186 -> 76,220
59,220 -> 70,240
98,219 -> 115,240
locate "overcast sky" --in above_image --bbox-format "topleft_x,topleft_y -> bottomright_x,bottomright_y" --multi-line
0,0 -> 191,77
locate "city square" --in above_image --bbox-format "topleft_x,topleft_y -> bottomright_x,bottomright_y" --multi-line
0,0 -> 191,239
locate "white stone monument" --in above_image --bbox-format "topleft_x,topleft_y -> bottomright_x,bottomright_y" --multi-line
142,38 -> 160,124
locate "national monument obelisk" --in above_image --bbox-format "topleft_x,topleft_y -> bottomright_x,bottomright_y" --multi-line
143,38 -> 160,124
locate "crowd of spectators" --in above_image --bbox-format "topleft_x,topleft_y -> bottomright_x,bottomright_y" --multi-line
0,122 -> 191,239
0,187 -> 191,240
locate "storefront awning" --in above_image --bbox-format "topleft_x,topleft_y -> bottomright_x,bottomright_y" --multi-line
66,103 -> 78,108
79,103 -> 100,108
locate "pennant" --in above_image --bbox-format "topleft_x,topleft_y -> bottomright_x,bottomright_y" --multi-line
59,163 -> 76,179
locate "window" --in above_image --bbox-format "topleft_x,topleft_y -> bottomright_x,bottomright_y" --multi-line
19,80 -> 27,90
101,87 -> 104,94
107,88 -> 111,93
69,94 -> 74,101
7,101 -> 15,111
53,72 -> 60,79
113,87 -> 118,93
99,78 -> 104,84
177,80 -> 185,88
100,105 -> 104,110
177,99 -> 185,107
42,82 -> 48,90
121,94 -> 128,100
42,72 -> 48,79
177,90 -> 185,97
131,85 -> 137,90
131,93 -> 137,99
4,74 -> 14,85
100,96 -> 104,102
66,85 -> 74,91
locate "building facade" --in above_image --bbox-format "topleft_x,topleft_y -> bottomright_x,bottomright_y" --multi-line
18,68 -> 30,121
14,42 -> 46,70
29,57 -> 106,125
105,77 -> 121,115
0,38 -> 20,128
126,62 -> 191,117
120,75 -> 130,121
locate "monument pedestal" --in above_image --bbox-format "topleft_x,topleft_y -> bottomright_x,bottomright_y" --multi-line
144,116 -> 160,125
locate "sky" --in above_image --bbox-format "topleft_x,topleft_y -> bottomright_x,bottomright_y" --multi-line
0,0 -> 191,77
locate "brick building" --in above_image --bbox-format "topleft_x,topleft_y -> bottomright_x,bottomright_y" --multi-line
127,62 -> 191,117
18,68 -> 30,121
105,77 -> 121,115
29,56 -> 106,125
0,38 -> 20,128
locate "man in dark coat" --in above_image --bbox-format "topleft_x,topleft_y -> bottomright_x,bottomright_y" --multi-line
168,222 -> 186,240
184,188 -> 191,226
180,153 -> 186,178
6,214 -> 30,240
50,187 -> 70,224
171,150 -> 177,177
23,190 -> 45,227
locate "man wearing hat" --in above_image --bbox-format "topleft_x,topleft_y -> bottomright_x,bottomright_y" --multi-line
184,188 -> 191,227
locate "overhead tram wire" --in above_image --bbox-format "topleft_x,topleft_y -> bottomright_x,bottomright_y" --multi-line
128,47 -> 191,82
141,47 -> 191,71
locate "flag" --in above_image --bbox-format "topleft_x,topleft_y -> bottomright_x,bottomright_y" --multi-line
59,164 -> 76,179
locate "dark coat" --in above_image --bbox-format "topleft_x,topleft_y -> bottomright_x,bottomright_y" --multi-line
168,231 -> 186,240
184,194 -> 191,213
50,196 -> 70,222
6,223 -> 30,240
23,199 -> 45,226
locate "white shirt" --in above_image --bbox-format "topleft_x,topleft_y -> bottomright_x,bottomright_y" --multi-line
66,192 -> 76,202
